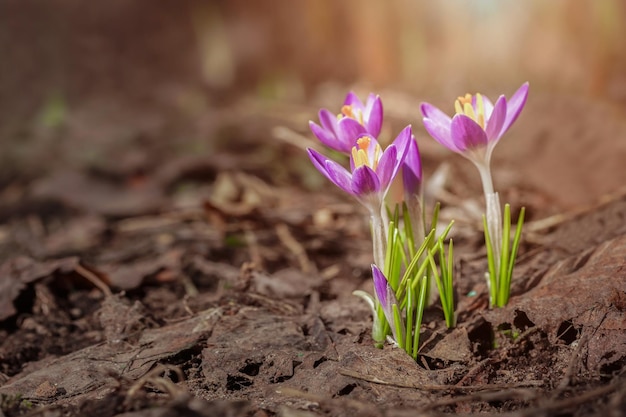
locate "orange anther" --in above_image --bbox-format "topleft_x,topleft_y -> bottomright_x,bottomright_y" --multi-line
357,136 -> 371,151
341,105 -> 355,119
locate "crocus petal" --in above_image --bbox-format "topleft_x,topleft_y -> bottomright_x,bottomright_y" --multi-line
450,114 -> 489,151
372,264 -> 390,310
307,148 -> 331,177
336,118 -> 367,151
307,148 -> 353,195
352,165 -> 380,196
392,125 -> 413,157
485,95 -> 507,141
363,93 -> 376,113
318,109 -> 338,134
388,125 -> 413,180
402,138 -> 422,195
371,264 -> 403,342
421,103 -> 459,152
375,144 -> 398,191
343,91 -> 363,108
324,159 -> 356,195
501,82 -> 529,135
420,102 -> 452,127
365,95 -> 383,137
423,117 -> 459,153
309,121 -> 344,152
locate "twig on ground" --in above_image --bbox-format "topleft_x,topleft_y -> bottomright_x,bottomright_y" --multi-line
276,223 -> 314,273
454,358 -> 493,387
275,386 -> 379,414
339,368 -> 543,392
75,264 -> 112,297
423,387 -> 538,411
507,378 -> 626,417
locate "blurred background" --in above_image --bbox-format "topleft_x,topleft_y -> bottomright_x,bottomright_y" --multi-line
1,0 -> 626,210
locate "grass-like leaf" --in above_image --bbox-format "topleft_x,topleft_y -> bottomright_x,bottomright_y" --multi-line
497,204 -> 512,307
507,207 -> 525,287
484,205 -> 526,308
411,276 -> 428,359
483,214 -> 498,307
392,303 -> 404,349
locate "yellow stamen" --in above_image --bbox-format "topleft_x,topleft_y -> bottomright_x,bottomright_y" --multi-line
341,104 -> 364,124
352,137 -> 370,168
457,94 -> 473,106
475,94 -> 485,128
352,148 -> 368,168
476,94 -> 484,117
454,100 -> 463,115
373,144 -> 381,169
352,136 -> 381,170
463,102 -> 476,120
357,136 -> 370,151
342,105 -> 354,119
454,93 -> 486,129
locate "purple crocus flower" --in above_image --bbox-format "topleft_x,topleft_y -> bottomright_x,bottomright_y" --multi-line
372,264 -> 404,343
309,92 -> 383,153
420,82 -> 529,191
343,92 -> 383,138
307,126 -> 411,211
422,83 -> 529,300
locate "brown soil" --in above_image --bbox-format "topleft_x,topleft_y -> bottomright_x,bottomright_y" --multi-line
1,87 -> 625,417
1,4 -> 626,416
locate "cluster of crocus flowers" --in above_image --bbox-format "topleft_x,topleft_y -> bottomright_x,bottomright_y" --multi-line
306,84 -> 527,354
307,92 -> 451,350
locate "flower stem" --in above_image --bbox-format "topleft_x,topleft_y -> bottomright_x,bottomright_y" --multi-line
372,305 -> 388,345
475,162 -> 504,306
371,210 -> 387,272
476,162 -> 495,196
485,191 -> 502,272
474,163 -> 501,258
